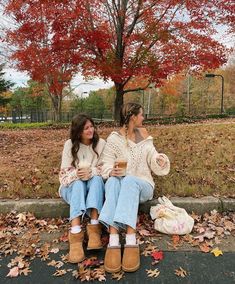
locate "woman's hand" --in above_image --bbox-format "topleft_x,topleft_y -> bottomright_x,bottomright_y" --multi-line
77,167 -> 92,180
109,162 -> 124,177
156,154 -> 167,168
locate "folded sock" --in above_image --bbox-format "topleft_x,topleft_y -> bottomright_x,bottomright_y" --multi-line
71,225 -> 81,234
90,219 -> 99,225
125,233 -> 136,245
109,234 -> 120,247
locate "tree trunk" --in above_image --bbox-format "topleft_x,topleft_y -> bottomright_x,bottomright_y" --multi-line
51,94 -> 62,122
114,83 -> 124,122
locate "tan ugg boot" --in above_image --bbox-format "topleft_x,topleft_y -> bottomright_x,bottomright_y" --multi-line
104,245 -> 121,273
86,224 -> 103,250
122,245 -> 140,272
68,231 -> 85,263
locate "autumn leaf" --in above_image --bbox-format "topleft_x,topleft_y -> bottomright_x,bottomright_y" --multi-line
194,230 -> 215,242
112,270 -> 124,281
146,268 -> 160,278
6,267 -> 19,278
53,269 -> 67,277
211,247 -> 223,257
151,250 -> 164,261
92,268 -> 106,282
50,247 -> 59,254
139,229 -> 152,237
199,243 -> 210,253
20,267 -> 32,276
175,267 -> 187,277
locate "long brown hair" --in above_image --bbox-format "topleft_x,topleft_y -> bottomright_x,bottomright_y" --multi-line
70,114 -> 99,167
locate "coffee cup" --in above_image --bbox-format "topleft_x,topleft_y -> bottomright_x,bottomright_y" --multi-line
115,157 -> 127,176
78,160 -> 91,180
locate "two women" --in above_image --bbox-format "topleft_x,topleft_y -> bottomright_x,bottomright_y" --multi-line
59,103 -> 170,272
59,114 -> 106,263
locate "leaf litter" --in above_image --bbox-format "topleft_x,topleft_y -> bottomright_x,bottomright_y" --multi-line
0,209 -> 234,280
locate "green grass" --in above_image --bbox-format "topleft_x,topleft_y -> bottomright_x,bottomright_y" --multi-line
0,122 -> 70,129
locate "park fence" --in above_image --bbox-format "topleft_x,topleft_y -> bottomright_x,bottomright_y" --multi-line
0,108 -> 234,124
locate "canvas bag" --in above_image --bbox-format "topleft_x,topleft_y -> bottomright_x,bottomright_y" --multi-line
150,196 -> 194,235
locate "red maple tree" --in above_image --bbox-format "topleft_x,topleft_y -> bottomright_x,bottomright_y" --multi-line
2,0 -> 83,121
66,0 -> 234,119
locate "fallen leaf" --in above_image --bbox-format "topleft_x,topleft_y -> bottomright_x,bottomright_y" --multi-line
50,248 -> 59,254
199,243 -> 210,253
139,229 -> 152,237
175,267 -> 187,277
53,269 -> 67,277
6,267 -> 19,278
151,250 -> 164,261
211,247 -> 223,257
112,270 -> 124,281
20,267 -> 32,276
194,230 -> 215,242
146,268 -> 160,278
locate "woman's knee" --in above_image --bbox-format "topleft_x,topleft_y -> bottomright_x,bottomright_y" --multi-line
121,175 -> 139,188
89,175 -> 104,184
105,176 -> 121,193
71,180 -> 86,193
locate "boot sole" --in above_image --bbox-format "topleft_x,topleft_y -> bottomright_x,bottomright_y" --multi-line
104,265 -> 122,273
87,246 -> 103,250
122,263 -> 140,273
68,256 -> 86,263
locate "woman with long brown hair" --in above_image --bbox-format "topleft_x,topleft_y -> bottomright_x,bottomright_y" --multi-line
99,102 -> 170,273
59,114 -> 105,263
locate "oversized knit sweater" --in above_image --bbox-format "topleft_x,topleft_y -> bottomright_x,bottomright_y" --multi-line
101,131 -> 170,187
59,138 -> 106,190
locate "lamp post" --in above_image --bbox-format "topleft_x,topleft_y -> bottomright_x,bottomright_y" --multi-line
205,73 -> 224,114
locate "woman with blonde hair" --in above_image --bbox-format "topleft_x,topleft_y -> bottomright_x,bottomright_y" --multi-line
99,102 -> 170,273
59,114 -> 106,263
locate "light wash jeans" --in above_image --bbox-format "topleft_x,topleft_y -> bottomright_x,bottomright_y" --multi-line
60,176 -> 105,221
98,176 -> 154,230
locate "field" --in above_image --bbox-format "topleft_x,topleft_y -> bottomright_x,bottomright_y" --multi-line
0,119 -> 234,199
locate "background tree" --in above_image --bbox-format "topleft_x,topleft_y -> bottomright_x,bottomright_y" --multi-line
2,0 -> 82,121
0,64 -> 14,107
10,80 -> 50,113
63,0 -> 234,120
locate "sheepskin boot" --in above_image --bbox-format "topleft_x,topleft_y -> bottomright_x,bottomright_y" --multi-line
68,231 -> 85,263
122,245 -> 140,272
86,224 -> 103,250
104,245 -> 121,273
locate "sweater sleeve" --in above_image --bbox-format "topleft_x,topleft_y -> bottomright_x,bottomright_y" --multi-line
147,144 -> 170,176
59,140 -> 79,186
100,138 -> 117,179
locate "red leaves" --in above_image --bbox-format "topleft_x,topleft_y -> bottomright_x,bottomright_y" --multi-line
151,250 -> 164,261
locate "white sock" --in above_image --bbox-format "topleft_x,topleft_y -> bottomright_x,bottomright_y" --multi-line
109,234 -> 120,247
90,219 -> 99,225
71,225 -> 81,234
125,233 -> 136,245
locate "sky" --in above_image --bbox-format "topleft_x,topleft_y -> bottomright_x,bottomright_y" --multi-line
3,69 -> 114,96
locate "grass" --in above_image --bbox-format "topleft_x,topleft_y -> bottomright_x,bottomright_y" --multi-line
0,119 -> 234,199
0,122 -> 69,129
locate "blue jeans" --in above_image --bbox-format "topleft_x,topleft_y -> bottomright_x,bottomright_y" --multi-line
60,176 -> 105,221
98,176 -> 153,230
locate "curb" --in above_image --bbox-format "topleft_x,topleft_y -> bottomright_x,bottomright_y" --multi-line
0,197 -> 234,218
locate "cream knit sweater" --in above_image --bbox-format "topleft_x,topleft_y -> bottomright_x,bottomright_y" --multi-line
59,138 -> 106,189
101,131 -> 170,187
